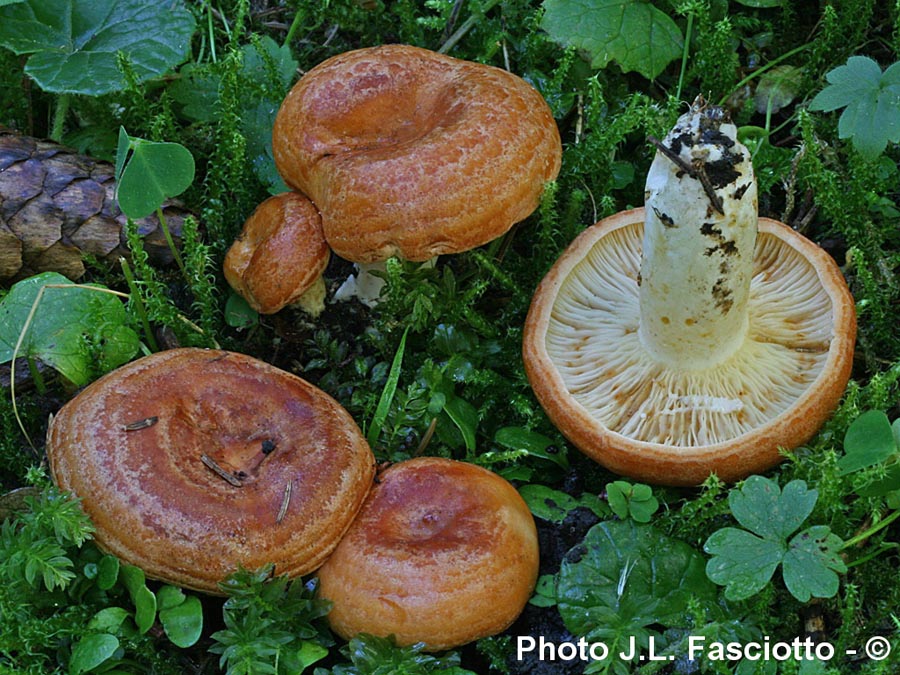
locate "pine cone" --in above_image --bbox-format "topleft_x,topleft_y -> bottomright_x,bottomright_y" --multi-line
0,128 -> 192,283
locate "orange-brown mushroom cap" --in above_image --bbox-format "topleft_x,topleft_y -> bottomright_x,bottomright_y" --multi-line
46,348 -> 376,594
316,457 -> 540,651
272,44 -> 562,263
224,192 -> 330,314
523,209 -> 856,485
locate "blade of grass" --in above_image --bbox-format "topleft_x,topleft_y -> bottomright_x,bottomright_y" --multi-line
367,327 -> 409,447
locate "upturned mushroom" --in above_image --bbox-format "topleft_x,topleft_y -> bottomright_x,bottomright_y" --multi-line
224,192 -> 329,315
46,348 -> 375,594
523,97 -> 856,485
316,457 -> 539,651
271,43 -> 562,304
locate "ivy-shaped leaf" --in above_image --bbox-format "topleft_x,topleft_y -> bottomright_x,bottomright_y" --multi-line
0,0 -> 195,95
809,55 -> 900,161
704,476 -> 847,602
557,520 -> 716,669
541,0 -> 683,80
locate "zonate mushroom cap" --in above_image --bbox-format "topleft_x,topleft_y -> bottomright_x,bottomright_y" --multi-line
46,348 -> 376,594
272,44 -> 562,263
523,209 -> 856,485
316,457 -> 539,651
223,192 -> 329,315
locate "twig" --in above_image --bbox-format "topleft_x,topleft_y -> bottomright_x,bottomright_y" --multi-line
276,481 -> 293,524
648,135 -> 724,215
201,454 -> 243,487
124,416 -> 158,431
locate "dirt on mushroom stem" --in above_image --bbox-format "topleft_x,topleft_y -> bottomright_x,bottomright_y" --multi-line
639,97 -> 758,371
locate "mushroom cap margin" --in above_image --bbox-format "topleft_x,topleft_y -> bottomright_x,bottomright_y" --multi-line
46,348 -> 376,594
316,456 -> 539,651
522,208 -> 856,485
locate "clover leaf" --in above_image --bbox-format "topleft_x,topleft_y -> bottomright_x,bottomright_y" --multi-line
809,55 -> 900,161
704,476 -> 846,602
541,0 -> 683,80
606,480 -> 659,523
115,128 -> 195,220
0,0 -> 196,95
838,409 -> 898,475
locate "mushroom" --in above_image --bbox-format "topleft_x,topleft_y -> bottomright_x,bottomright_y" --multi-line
523,97 -> 856,485
46,348 -> 375,594
272,43 -> 562,303
224,191 -> 330,315
316,456 -> 539,651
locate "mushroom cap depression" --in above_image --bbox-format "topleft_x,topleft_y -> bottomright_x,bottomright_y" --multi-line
316,457 -> 539,651
46,348 -> 375,594
523,209 -> 856,485
223,191 -> 329,314
272,44 -> 562,263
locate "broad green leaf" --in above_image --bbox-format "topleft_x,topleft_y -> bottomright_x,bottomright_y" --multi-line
855,462 -> 900,498
156,585 -> 186,612
520,484 -> 582,522
224,291 -> 259,330
115,130 -> 196,219
703,528 -> 784,601
0,272 -> 139,386
494,426 -> 569,469
728,476 -> 816,541
292,641 -> 329,673
557,520 -> 716,639
96,555 -> 120,590
541,0 -> 683,80
159,594 -> 203,648
782,526 -> 846,602
87,607 -> 130,633
754,65 -> 802,113
838,410 -> 897,474
0,0 -> 195,95
443,396 -> 478,452
119,564 -> 156,634
809,56 -> 900,160
69,633 -> 119,675
732,0 -> 783,5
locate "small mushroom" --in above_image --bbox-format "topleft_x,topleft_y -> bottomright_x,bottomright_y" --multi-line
523,97 -> 856,485
223,192 -> 330,315
316,457 -> 539,651
272,43 -> 562,292
46,348 -> 376,594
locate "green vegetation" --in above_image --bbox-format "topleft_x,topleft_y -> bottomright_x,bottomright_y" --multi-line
1,0 -> 899,673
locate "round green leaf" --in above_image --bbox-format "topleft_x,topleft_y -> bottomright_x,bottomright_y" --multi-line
97,555 -> 120,590
159,595 -> 203,648
839,410 -> 896,474
0,0 -> 195,95
116,138 -> 195,219
69,633 -> 119,675
156,585 -> 186,611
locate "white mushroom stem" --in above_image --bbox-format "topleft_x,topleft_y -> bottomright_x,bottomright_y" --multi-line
333,261 -> 389,308
639,97 -> 758,371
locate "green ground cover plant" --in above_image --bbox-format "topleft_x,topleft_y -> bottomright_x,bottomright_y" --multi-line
1,0 -> 899,673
